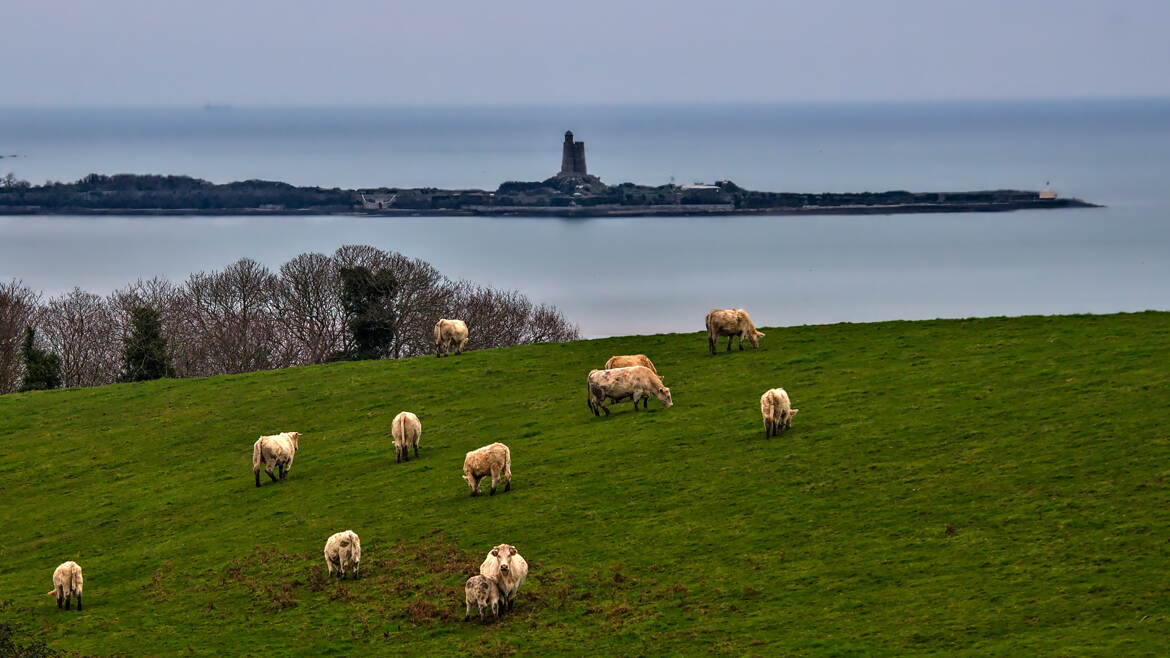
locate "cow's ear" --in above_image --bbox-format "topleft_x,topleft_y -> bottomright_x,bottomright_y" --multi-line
790,409 -> 799,415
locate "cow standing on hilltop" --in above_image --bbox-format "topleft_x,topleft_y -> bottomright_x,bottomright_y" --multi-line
706,308 -> 765,354
434,319 -> 469,357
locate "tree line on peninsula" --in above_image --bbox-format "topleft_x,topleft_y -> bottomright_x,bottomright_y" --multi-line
1,171 -> 1079,214
0,244 -> 579,394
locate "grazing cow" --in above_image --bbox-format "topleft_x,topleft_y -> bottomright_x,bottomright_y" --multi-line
47,561 -> 84,611
434,318 -> 469,357
479,544 -> 528,613
392,411 -> 422,463
587,366 -> 672,416
252,432 -> 301,487
760,388 -> 799,438
463,574 -> 501,622
603,355 -> 660,408
323,530 -> 362,579
462,442 -> 512,496
706,308 -> 765,354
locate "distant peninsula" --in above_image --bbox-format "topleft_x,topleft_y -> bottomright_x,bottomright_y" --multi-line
0,131 -> 1097,217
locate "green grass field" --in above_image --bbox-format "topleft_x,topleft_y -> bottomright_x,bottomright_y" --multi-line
2,312 -> 1169,656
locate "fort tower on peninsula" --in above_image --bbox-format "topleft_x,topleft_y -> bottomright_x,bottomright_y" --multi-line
559,131 -> 587,176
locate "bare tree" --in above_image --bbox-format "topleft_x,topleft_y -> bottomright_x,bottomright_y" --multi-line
184,258 -> 288,375
0,280 -> 40,393
37,288 -> 121,388
275,252 -> 345,364
451,284 -> 529,350
332,244 -> 394,272
447,284 -> 579,350
525,303 -> 580,344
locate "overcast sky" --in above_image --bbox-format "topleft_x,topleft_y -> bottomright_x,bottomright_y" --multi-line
3,0 -> 1168,106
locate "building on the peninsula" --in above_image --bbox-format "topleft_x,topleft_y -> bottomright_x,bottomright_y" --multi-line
559,131 -> 587,176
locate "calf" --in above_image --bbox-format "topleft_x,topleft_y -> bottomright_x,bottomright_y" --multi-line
464,574 -> 501,622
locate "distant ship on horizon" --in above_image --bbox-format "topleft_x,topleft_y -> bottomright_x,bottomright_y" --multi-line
202,103 -> 233,111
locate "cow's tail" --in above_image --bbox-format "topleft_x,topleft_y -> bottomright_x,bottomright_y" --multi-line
252,439 -> 263,473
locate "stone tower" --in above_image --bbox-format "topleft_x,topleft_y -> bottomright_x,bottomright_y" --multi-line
559,131 -> 587,176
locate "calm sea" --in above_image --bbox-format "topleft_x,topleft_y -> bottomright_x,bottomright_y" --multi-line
1,100 -> 1168,337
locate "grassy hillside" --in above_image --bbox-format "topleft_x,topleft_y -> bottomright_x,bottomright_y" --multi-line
1,313 -> 1169,656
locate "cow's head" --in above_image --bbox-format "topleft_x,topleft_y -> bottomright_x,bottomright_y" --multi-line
491,544 -> 518,573
749,330 -> 765,349
657,386 -> 673,408
286,431 -> 301,449
782,408 -> 799,430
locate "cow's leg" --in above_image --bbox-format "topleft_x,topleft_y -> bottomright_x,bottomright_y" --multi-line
75,593 -> 82,611
56,586 -> 63,609
727,336 -> 733,352
489,466 -> 500,495
414,442 -> 419,458
739,335 -> 745,351
709,335 -> 716,355
631,393 -> 640,411
255,470 -> 261,487
278,463 -> 286,479
64,593 -> 71,611
267,467 -> 278,482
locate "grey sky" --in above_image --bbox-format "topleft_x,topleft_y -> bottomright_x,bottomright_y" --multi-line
3,0 -> 1168,106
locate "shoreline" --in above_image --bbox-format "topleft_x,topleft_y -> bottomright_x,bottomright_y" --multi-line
0,197 -> 1098,218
